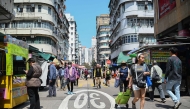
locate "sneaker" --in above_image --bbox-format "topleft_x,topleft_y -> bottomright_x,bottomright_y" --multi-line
174,102 -> 182,109
132,101 -> 136,109
47,95 -> 52,97
161,99 -> 166,103
53,95 -> 56,97
67,91 -> 71,95
70,92 -> 74,94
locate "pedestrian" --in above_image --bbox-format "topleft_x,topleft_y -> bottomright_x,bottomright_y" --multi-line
84,69 -> 88,80
75,67 -> 80,86
149,60 -> 166,102
118,61 -> 130,92
105,67 -> 111,87
92,66 -> 96,87
128,53 -> 150,109
47,59 -> 58,97
64,62 -> 77,95
165,47 -> 182,109
58,65 -> 65,90
94,64 -> 102,89
25,58 -> 42,109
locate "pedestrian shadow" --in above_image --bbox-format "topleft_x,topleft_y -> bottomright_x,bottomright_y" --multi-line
113,94 -> 118,96
155,104 -> 173,109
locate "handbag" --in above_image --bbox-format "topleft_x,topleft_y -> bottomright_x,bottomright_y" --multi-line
146,76 -> 152,87
152,67 -> 161,81
135,64 -> 146,88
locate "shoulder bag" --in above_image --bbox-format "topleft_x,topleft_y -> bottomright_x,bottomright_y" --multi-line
135,64 -> 146,88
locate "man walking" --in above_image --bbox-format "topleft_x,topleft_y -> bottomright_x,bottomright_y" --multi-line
47,59 -> 58,97
149,60 -> 166,103
165,47 -> 182,109
94,64 -> 102,89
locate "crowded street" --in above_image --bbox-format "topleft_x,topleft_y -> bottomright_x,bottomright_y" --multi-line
13,78 -> 190,109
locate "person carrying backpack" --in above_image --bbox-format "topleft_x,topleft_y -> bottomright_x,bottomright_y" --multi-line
58,65 -> 65,90
25,58 -> 42,109
149,60 -> 166,103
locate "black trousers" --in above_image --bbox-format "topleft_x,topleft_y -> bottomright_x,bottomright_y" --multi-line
67,80 -> 75,92
93,78 -> 95,86
49,79 -> 56,96
27,87 -> 40,109
119,79 -> 129,92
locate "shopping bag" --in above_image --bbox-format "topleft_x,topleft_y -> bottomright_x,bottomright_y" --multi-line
114,78 -> 120,88
115,89 -> 131,104
146,76 -> 152,87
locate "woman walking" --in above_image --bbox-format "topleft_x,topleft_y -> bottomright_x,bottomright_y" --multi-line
64,62 -> 77,95
118,61 -> 130,92
105,67 -> 111,87
128,53 -> 150,109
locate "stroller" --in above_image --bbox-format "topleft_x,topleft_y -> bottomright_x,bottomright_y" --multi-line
115,89 -> 131,109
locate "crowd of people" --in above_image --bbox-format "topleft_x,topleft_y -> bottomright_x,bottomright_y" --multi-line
25,47 -> 182,109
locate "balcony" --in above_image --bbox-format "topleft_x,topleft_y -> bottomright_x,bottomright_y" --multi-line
99,45 -> 109,49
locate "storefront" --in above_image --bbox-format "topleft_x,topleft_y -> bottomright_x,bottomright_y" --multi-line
133,44 -> 190,95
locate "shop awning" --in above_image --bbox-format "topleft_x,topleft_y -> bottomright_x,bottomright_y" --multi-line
127,48 -> 139,55
117,52 -> 131,64
38,53 -> 51,61
29,45 -> 40,53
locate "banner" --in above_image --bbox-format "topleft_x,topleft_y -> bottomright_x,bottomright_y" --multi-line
159,0 -> 176,18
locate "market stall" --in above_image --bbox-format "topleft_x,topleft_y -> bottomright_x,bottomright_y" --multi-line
0,34 -> 29,108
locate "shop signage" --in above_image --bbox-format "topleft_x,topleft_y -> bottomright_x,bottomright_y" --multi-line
151,50 -> 170,62
159,0 -> 176,18
12,86 -> 27,98
178,29 -> 190,37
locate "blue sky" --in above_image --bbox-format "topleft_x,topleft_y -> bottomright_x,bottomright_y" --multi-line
65,0 -> 110,48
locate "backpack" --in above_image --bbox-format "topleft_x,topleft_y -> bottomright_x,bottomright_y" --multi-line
32,63 -> 42,78
152,67 -> 161,81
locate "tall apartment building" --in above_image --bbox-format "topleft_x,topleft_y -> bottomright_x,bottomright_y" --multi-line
154,0 -> 190,43
65,13 -> 77,62
0,0 -> 70,59
91,36 -> 97,62
0,0 -> 15,23
108,0 -> 156,62
96,14 -> 111,65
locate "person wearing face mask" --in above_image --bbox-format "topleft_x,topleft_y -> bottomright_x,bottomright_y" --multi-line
64,62 -> 77,95
118,61 -> 130,92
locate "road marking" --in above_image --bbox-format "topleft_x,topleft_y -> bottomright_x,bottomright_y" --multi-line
74,93 -> 88,108
90,93 -> 106,108
58,89 -> 115,109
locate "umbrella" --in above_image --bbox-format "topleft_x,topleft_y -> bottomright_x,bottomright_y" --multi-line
117,52 -> 131,64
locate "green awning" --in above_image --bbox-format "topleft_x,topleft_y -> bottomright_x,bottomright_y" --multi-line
129,53 -> 137,57
38,53 -> 51,60
117,52 -> 131,64
29,45 -> 40,53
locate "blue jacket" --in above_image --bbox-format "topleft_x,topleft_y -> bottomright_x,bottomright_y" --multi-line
119,67 -> 128,81
49,64 -> 57,80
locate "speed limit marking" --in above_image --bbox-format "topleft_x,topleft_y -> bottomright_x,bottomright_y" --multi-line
58,90 -> 115,109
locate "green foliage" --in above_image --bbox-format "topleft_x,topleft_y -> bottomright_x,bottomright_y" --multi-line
91,58 -> 96,67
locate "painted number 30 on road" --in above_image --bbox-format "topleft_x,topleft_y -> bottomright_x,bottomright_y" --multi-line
58,90 -> 115,109
74,93 -> 105,108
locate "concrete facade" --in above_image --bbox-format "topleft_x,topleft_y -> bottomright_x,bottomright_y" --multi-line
108,0 -> 156,61
0,0 -> 15,22
65,13 -> 78,62
0,0 -> 70,59
154,0 -> 190,42
91,36 -> 97,62
96,14 -> 111,64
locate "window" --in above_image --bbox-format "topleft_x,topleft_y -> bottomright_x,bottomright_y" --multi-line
71,27 -> 73,30
17,5 -> 23,12
122,3 -> 125,13
138,2 -> 144,10
71,43 -> 73,46
48,7 -> 51,15
26,5 -> 31,12
71,32 -> 73,35
38,5 -> 41,12
71,38 -> 73,41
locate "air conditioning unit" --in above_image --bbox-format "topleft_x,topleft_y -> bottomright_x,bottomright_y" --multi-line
31,4 -> 35,7
31,35 -> 35,38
